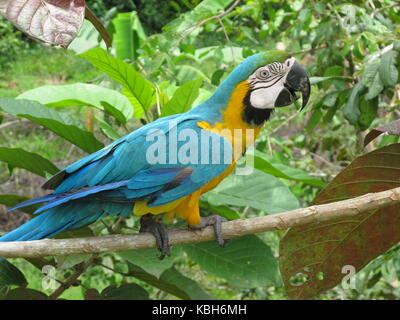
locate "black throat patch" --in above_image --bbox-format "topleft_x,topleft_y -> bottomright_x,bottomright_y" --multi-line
242,90 -> 273,126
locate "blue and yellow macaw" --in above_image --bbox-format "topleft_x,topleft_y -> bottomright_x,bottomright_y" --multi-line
0,50 -> 310,258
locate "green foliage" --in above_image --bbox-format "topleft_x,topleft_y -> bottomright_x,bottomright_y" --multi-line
95,283 -> 150,300
0,98 -> 104,153
0,17 -> 28,69
80,48 -> 155,119
183,235 -> 279,289
18,83 -> 133,121
115,262 -> 215,300
1,0 -> 400,301
112,12 -> 147,61
252,151 -> 325,187
160,78 -> 203,116
118,248 -> 178,278
2,288 -> 48,300
0,147 -> 58,177
90,0 -> 200,34
205,169 -> 300,213
0,260 -> 27,288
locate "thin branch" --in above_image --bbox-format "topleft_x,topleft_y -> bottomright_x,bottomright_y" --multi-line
0,119 -> 29,130
289,45 -> 327,56
271,110 -> 301,134
367,44 -> 394,62
375,3 -> 400,12
309,151 -> 343,170
218,17 -> 235,64
96,262 -> 131,277
1,187 -> 400,258
178,0 -> 241,43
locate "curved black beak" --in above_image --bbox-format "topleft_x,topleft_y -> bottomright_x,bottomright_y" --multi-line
275,61 -> 311,110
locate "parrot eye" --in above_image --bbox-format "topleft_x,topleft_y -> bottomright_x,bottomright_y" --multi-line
257,69 -> 270,80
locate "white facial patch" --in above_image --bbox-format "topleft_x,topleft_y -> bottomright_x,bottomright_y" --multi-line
247,57 -> 296,109
250,85 -> 284,109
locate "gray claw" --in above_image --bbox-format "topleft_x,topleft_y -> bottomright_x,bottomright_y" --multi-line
139,214 -> 170,259
190,215 -> 228,247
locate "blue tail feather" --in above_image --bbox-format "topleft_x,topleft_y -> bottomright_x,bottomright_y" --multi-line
0,201 -> 133,243
33,180 -> 130,215
3,194 -> 57,214
3,180 -> 130,217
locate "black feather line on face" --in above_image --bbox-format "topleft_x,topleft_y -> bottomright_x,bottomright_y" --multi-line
242,90 -> 273,126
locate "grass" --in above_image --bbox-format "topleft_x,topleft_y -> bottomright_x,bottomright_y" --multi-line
0,45 -> 99,98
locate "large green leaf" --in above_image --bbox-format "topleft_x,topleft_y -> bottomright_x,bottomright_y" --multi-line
204,169 -> 300,213
361,59 -> 384,100
80,48 -> 155,118
118,247 -> 178,278
365,72 -> 383,100
159,267 -> 215,299
17,83 -> 133,120
252,151 -> 325,187
96,116 -> 122,140
0,147 -> 59,177
3,288 -> 48,300
343,82 -> 377,130
362,59 -> 378,84
0,98 -> 104,153
183,235 -> 279,289
127,263 -> 215,300
379,49 -> 398,86
113,13 -> 136,61
121,87 -> 147,119
101,284 -> 149,300
280,143 -> 400,299
199,200 -> 241,220
100,101 -> 127,124
343,82 -> 364,126
0,260 -> 27,288
358,96 -> 378,130
112,11 -> 147,61
161,78 -> 203,117
85,284 -> 149,300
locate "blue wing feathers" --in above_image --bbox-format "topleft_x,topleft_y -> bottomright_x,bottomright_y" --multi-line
127,167 -> 186,189
0,115 -> 233,243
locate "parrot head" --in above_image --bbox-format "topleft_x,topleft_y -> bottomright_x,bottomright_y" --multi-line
208,50 -> 311,126
246,53 -> 310,110
241,51 -> 310,126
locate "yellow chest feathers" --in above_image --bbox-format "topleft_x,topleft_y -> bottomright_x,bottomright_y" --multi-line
198,81 -> 261,159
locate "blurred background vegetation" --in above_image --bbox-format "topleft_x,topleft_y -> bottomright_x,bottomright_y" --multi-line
0,0 -> 399,300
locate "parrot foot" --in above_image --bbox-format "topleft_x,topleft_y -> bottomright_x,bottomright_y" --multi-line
190,215 -> 228,248
139,214 -> 170,260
